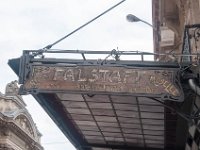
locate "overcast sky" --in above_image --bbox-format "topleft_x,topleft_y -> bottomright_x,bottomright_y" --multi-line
0,0 -> 152,149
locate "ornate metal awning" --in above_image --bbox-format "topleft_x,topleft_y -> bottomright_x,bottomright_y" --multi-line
8,50 -> 195,150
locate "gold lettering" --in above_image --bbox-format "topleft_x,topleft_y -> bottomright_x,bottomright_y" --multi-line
123,71 -> 140,83
150,76 -> 179,96
99,69 -> 109,82
123,70 -> 131,83
172,88 -> 179,96
79,84 -> 91,90
64,69 -> 75,81
79,84 -> 85,90
150,76 -> 165,86
168,85 -> 179,96
84,84 -> 91,90
163,81 -> 171,93
53,69 -> 64,80
78,69 -> 86,81
89,69 -> 98,82
109,71 -> 121,83
146,86 -> 153,93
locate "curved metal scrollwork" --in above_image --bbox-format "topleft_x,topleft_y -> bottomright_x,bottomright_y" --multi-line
182,24 -> 200,62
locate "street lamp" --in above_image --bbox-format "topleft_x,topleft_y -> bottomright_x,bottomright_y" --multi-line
126,14 -> 155,30
126,14 -> 159,61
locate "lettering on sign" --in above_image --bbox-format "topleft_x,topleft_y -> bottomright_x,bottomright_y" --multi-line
52,68 -> 141,84
24,66 -> 181,97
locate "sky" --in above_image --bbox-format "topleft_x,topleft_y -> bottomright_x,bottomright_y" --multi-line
0,0 -> 153,149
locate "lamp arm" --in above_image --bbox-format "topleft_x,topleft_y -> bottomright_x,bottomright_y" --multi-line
140,19 -> 157,31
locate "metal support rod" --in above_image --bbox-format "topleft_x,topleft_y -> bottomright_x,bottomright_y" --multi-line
43,0 -> 126,50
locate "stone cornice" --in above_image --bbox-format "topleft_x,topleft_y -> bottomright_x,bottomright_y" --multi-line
0,117 -> 43,150
0,94 -> 25,109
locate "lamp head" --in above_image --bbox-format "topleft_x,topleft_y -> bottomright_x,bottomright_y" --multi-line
126,14 -> 141,22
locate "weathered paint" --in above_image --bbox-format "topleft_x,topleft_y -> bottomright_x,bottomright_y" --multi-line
24,66 -> 181,97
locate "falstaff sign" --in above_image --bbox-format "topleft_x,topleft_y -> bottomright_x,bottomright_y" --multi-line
24,65 -> 182,98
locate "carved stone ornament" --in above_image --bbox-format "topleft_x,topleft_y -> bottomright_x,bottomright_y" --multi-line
15,115 -> 35,137
5,80 -> 20,96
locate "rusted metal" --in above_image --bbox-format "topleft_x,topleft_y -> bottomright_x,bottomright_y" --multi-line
8,50 -> 196,150
23,65 -> 182,100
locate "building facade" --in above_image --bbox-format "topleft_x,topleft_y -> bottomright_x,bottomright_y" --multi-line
152,0 -> 200,61
0,81 -> 43,150
152,0 -> 200,150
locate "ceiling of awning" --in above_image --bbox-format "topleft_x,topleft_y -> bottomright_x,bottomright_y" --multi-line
32,92 -> 181,150
58,93 -> 165,149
